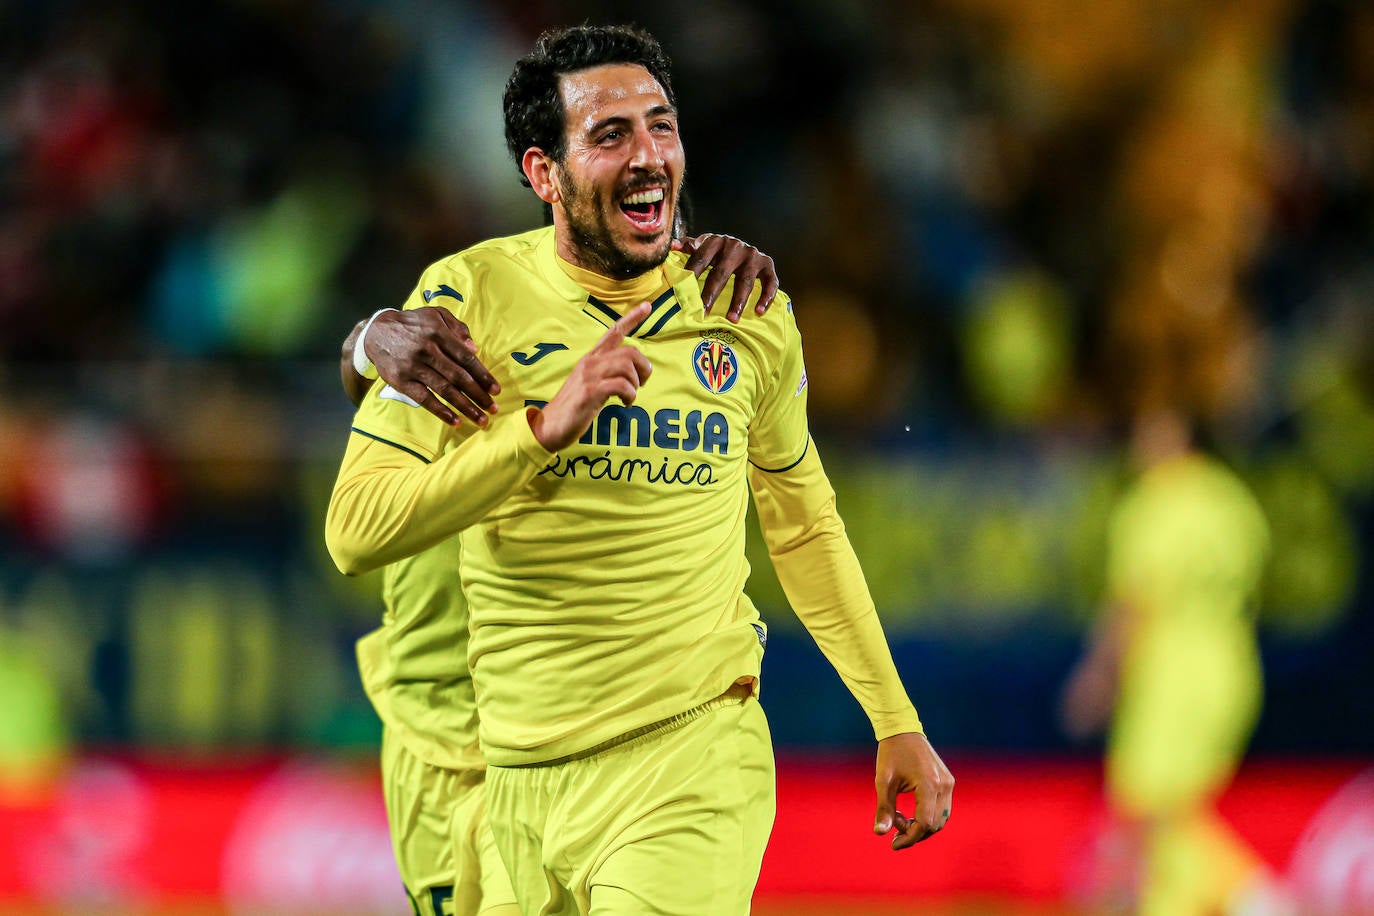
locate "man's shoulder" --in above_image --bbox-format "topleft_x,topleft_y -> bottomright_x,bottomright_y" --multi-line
464,226 -> 552,261
427,227 -> 554,276
666,252 -> 796,330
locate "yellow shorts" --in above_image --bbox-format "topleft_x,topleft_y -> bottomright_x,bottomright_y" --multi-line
381,728 -> 518,916
485,687 -> 775,916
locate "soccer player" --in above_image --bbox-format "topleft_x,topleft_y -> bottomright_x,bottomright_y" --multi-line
326,23 -> 953,916
1060,409 -> 1285,915
340,235 -> 783,916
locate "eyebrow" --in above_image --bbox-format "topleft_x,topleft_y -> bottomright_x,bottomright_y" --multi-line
586,104 -> 678,137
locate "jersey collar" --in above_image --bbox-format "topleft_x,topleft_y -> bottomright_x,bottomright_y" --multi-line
534,226 -> 705,319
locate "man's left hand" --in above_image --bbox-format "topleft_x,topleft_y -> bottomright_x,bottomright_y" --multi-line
873,732 -> 955,850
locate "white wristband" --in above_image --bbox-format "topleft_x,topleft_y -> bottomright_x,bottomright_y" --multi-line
353,308 -> 397,380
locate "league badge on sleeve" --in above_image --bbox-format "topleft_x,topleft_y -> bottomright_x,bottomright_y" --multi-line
692,338 -> 739,394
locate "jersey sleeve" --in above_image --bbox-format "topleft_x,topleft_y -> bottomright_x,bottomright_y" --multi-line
327,403 -> 554,576
325,258 -> 556,575
748,436 -> 923,741
747,298 -> 811,472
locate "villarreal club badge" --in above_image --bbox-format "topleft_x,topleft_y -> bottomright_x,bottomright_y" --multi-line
693,337 -> 739,394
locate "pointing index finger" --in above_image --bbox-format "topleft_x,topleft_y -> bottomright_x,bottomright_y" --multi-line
600,301 -> 653,347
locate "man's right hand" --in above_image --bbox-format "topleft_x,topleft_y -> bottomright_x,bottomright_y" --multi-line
531,303 -> 653,452
364,307 -> 502,426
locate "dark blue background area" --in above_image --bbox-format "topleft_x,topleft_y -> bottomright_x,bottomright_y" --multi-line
760,618 -> 1374,754
2,472 -> 1371,755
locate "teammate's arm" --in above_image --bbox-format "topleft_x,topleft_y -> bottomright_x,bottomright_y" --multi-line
1058,599 -> 1128,740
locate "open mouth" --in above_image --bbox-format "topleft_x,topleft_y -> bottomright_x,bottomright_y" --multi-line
619,187 -> 666,233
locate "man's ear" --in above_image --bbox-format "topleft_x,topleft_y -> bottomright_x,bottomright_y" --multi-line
522,148 -> 560,204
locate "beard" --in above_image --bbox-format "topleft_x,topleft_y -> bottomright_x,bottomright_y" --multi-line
557,167 -> 676,278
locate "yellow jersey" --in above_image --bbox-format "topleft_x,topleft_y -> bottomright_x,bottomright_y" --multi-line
356,536 -> 483,771
327,226 -> 921,765
1108,453 -> 1269,629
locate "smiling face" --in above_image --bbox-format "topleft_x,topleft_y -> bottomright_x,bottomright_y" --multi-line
527,63 -> 684,278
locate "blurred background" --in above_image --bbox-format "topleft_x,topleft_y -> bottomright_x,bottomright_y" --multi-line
1,0 -> 1371,912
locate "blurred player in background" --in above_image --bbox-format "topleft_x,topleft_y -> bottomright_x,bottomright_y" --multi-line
326,23 -> 952,916
1061,408 -> 1290,915
339,233 -> 782,916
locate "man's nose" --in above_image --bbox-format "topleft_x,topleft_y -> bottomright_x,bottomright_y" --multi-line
628,126 -> 665,171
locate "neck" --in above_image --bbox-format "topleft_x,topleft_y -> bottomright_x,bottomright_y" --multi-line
551,206 -> 667,280
555,250 -> 667,306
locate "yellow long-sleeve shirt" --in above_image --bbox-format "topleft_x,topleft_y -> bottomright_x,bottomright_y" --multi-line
326,227 -> 921,766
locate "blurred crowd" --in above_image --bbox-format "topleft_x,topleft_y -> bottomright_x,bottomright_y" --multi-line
0,0 -> 1371,757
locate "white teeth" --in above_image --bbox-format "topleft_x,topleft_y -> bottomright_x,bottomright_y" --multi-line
622,188 -> 665,205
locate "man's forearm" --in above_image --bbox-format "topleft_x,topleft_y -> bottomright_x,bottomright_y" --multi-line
750,446 -> 923,739
340,319 -> 374,408
770,524 -> 923,739
326,409 -> 552,574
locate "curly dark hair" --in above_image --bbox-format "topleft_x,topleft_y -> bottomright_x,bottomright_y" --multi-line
503,24 -> 677,188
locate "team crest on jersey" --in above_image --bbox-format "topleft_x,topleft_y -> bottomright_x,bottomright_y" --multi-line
693,339 -> 739,394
